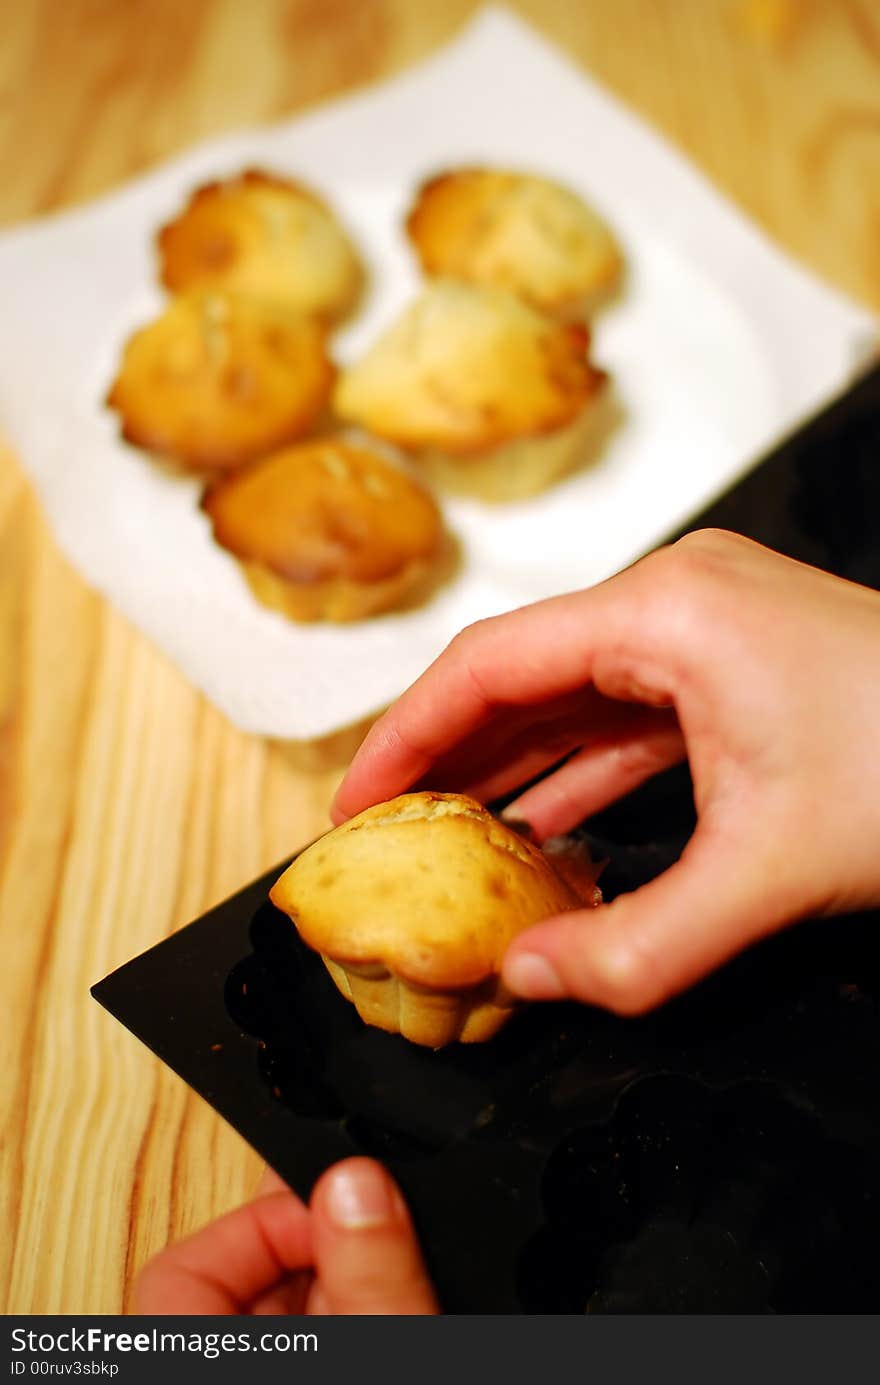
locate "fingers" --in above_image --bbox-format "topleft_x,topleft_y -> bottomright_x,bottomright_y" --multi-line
135,1189 -> 312,1315
246,1168 -> 313,1313
458,740 -> 579,807
333,589 -> 620,821
310,1158 -> 439,1314
502,713 -> 684,838
502,820 -> 796,1015
256,1166 -> 289,1197
333,533 -> 775,823
332,715 -> 432,824
250,1271 -> 314,1316
137,1162 -> 438,1317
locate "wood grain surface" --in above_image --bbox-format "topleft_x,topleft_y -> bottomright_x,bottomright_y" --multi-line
1,0 -> 879,1315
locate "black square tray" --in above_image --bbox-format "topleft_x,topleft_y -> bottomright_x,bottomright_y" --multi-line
93,363 -> 880,1313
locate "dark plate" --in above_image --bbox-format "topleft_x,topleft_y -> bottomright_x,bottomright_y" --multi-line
93,363 -> 880,1313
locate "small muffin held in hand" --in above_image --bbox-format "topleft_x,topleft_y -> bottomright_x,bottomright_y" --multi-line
106,291 -> 334,473
406,167 -> 623,318
269,791 -> 601,1046
202,438 -> 449,622
158,168 -> 363,323
334,280 -> 609,502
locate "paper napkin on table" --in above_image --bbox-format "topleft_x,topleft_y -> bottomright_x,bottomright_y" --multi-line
0,6 -> 874,738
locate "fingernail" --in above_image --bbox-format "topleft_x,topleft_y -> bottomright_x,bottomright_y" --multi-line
504,952 -> 566,999
326,1162 -> 395,1230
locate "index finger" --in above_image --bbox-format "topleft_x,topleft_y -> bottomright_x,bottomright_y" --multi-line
134,1190 -> 312,1315
333,582 -> 627,822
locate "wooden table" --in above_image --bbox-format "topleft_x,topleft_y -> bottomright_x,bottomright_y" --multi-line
1,0 -> 878,1315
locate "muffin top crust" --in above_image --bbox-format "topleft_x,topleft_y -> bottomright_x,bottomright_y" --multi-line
334,281 -> 605,454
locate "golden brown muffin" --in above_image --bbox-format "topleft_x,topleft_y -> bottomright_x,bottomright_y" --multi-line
201,438 -> 449,622
406,168 -> 623,318
407,167 -> 623,317
106,291 -> 334,473
158,169 -> 363,323
333,280 -> 608,502
269,792 -> 601,1046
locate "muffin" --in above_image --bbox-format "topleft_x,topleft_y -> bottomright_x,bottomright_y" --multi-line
333,280 -> 608,502
106,291 -> 334,473
405,168 -> 623,318
201,438 -> 449,622
158,168 -> 363,323
269,792 -> 601,1046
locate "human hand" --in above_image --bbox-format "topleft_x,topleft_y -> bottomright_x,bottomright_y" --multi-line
135,1158 -> 438,1314
333,530 -> 880,1014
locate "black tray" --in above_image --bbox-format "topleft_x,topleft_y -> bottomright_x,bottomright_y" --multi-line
93,363 -> 880,1314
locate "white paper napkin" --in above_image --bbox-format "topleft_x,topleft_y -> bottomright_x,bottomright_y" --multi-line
0,7 -> 875,738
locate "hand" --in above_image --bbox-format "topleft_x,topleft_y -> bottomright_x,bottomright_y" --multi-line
334,530 -> 880,1014
135,1158 -> 438,1314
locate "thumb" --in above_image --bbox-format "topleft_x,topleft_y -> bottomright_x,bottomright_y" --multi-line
502,825 -> 796,1015
310,1158 -> 439,1314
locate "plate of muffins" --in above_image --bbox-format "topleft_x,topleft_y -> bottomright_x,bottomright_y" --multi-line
1,8 -> 871,737
105,165 -> 618,625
